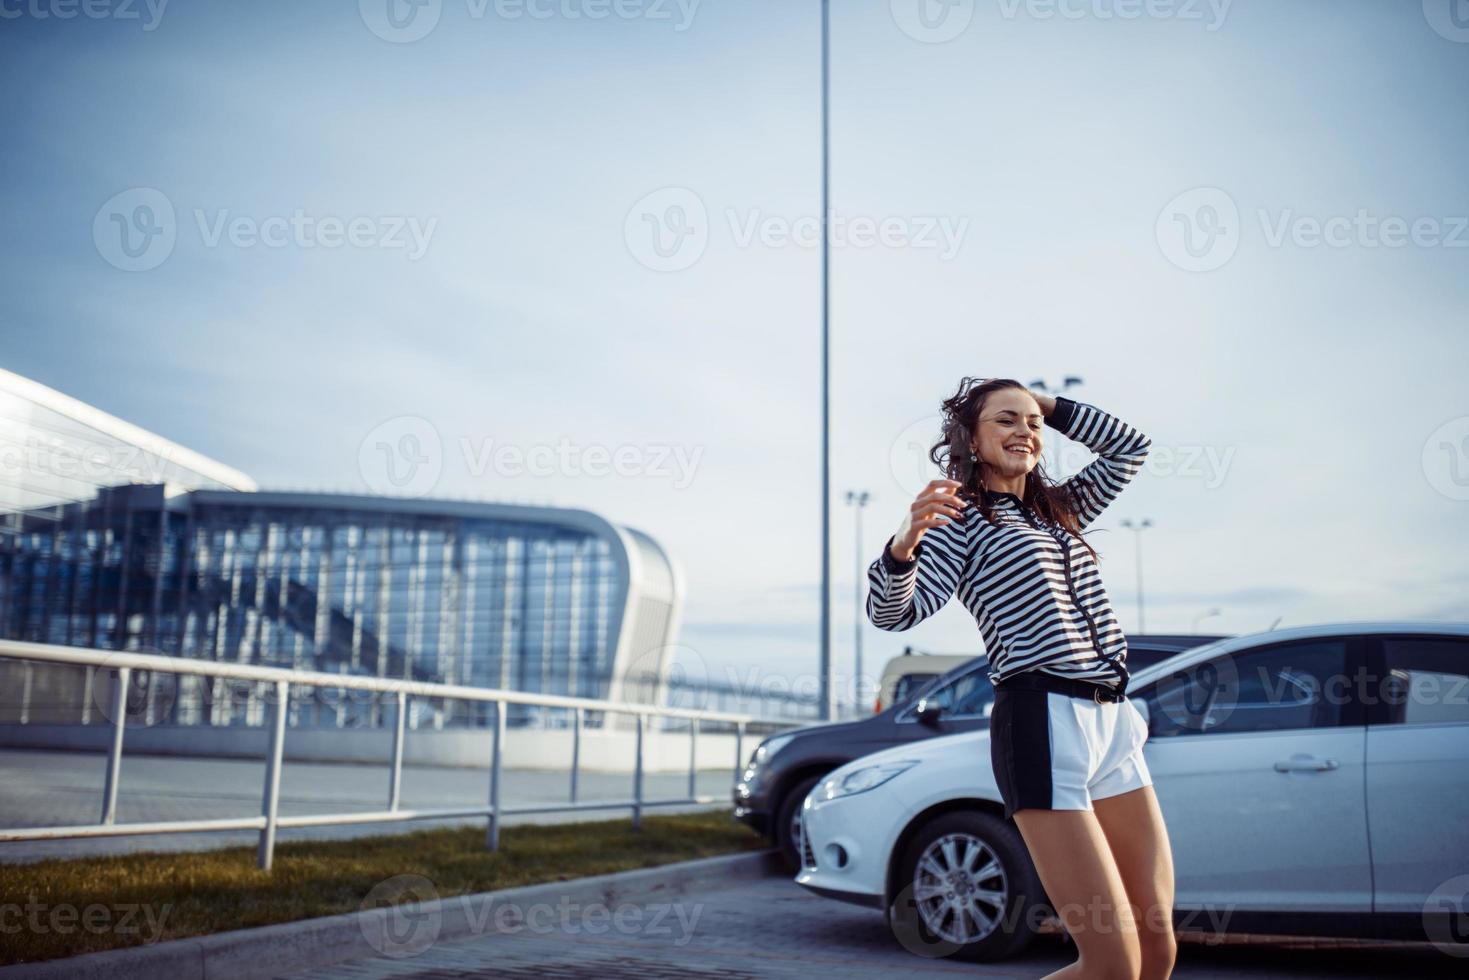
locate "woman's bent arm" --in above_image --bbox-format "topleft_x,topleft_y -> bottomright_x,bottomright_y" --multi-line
1044,395 -> 1152,529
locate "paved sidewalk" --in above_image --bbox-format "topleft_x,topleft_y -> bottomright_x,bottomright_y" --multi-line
0,748 -> 736,863
278,875 -> 1463,980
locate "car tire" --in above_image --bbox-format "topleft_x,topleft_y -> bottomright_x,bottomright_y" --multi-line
887,810 -> 1045,962
775,774 -> 824,873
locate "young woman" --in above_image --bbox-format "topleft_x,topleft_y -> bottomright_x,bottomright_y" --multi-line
867,376 -> 1176,979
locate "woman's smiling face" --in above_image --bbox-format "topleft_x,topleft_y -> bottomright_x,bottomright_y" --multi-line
971,387 -> 1044,483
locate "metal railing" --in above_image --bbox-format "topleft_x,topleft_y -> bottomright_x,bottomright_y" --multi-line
0,640 -> 795,870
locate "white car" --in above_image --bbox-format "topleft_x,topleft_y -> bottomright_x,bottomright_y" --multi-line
794,621 -> 1469,961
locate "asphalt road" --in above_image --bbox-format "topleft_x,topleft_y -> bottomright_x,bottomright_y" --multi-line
276,874 -> 1465,980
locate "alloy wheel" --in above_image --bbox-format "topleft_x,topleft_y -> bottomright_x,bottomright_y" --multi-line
911,832 -> 1009,944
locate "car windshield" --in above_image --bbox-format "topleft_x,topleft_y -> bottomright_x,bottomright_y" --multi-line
892,673 -> 941,705
901,636 -> 1231,718
897,659 -> 986,716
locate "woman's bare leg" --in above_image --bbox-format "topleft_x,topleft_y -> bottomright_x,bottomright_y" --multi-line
1092,785 -> 1178,980
1012,807 -> 1141,980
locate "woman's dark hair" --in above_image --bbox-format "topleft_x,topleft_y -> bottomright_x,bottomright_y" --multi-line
929,376 -> 1101,565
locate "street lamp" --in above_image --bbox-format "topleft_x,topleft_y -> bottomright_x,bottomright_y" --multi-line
1120,518 -> 1153,633
1192,607 -> 1221,633
1028,376 -> 1084,394
845,490 -> 870,717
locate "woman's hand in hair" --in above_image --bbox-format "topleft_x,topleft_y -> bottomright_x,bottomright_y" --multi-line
890,479 -> 968,563
1029,390 -> 1057,417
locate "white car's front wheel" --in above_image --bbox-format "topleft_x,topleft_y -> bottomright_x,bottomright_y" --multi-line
888,811 -> 1046,961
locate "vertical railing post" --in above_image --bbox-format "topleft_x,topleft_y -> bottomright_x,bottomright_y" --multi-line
388,690 -> 406,811
20,662 -> 33,725
257,679 -> 289,871
81,665 -> 95,724
687,716 -> 698,800
570,706 -> 581,804
100,666 -> 130,824
734,720 -> 745,778
632,711 -> 644,831
487,699 -> 504,852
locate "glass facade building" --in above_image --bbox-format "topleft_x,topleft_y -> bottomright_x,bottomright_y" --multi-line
1,488 -> 682,729
0,371 -> 684,731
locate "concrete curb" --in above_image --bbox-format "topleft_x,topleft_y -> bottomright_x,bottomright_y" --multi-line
0,848 -> 785,980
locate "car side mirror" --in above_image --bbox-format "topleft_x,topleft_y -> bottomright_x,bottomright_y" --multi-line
916,699 -> 944,727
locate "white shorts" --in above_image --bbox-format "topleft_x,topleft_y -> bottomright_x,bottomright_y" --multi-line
989,684 -> 1153,821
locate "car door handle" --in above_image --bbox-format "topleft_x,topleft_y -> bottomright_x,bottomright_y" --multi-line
1273,757 -> 1339,772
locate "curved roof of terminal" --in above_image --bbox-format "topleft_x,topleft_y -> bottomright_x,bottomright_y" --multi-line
0,366 -> 257,493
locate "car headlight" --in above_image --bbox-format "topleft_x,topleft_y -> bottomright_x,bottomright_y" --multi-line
818,759 -> 920,801
747,733 -> 795,771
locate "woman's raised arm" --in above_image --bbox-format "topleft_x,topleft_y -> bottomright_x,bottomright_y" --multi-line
1042,395 -> 1152,530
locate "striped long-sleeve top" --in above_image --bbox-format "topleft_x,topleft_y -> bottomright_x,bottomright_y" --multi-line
865,396 -> 1152,690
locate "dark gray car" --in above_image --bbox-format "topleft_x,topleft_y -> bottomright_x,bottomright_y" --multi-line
734,634 -> 1229,870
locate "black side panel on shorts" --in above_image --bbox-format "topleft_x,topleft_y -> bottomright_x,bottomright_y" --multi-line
990,688 -> 1054,820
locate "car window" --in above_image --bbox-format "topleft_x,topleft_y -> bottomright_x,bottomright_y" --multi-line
944,669 -> 995,718
1142,640 -> 1348,737
1381,638 -> 1469,725
892,672 -> 940,705
899,664 -> 993,719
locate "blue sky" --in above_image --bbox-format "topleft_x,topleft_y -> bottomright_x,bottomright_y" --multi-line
2,0 -> 1466,706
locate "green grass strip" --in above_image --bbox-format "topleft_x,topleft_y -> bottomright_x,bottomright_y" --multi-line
1,807 -> 767,965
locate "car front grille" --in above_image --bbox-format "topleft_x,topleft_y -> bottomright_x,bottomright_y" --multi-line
800,822 -> 817,869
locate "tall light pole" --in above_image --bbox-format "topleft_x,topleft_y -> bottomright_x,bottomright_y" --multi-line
1120,518 -> 1153,634
818,0 -> 834,721
845,490 -> 870,717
